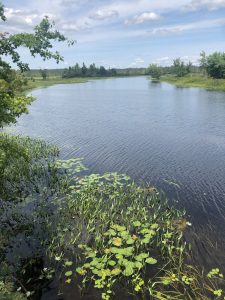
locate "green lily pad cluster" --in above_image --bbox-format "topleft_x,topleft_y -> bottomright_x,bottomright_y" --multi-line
73,223 -> 158,299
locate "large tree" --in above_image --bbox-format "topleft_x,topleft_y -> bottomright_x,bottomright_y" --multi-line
204,52 -> 225,79
172,58 -> 192,77
0,2 -> 73,127
147,64 -> 162,80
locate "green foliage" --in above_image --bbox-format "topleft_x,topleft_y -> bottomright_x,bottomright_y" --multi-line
202,52 -> 225,79
0,73 -> 33,127
172,58 -> 192,77
147,64 -> 162,80
199,51 -> 207,75
39,68 -> 48,80
75,222 -> 158,299
0,2 -> 6,21
0,135 -> 224,299
0,134 -> 60,200
0,281 -> 26,300
45,169 -> 225,299
62,62 -> 117,78
0,2 -> 73,127
161,73 -> 225,91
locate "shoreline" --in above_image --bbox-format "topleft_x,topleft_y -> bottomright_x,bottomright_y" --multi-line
24,75 -> 146,92
160,74 -> 225,91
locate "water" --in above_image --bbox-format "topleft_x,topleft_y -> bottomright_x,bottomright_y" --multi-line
10,76 -> 225,270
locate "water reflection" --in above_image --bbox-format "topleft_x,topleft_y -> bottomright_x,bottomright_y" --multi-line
9,76 -> 225,272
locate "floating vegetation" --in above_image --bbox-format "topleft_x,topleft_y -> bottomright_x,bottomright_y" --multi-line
0,135 -> 224,299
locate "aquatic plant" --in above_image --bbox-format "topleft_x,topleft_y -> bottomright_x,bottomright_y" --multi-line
0,135 -> 224,299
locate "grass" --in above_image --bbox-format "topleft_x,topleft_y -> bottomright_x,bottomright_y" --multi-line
161,74 -> 225,91
24,74 -> 147,92
24,76 -> 89,91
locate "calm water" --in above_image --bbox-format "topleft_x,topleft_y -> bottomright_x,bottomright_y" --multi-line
11,76 -> 225,270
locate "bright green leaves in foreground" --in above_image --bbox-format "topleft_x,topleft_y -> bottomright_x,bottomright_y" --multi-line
72,223 -> 159,299
0,134 -> 224,299
51,168 -> 225,300
74,221 -> 158,299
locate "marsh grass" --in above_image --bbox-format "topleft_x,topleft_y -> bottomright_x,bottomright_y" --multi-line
23,77 -> 89,91
161,74 -> 225,91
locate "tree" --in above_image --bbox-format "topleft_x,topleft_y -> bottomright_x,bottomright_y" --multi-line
81,62 -> 87,76
0,2 -> 74,127
147,64 -> 162,80
88,63 -> 97,77
98,66 -> 107,76
199,51 -> 207,75
39,68 -> 48,80
172,58 -> 192,77
204,52 -> 225,79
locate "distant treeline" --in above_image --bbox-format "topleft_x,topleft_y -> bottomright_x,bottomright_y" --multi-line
26,51 -> 225,81
62,63 -> 117,78
62,63 -> 148,78
146,52 -> 225,80
25,66 -> 147,79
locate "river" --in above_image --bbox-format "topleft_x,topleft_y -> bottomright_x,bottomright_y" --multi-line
11,76 -> 225,271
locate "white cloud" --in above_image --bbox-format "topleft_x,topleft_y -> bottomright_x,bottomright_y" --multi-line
128,57 -> 145,67
135,57 -> 145,63
146,18 -> 225,36
184,0 -> 225,11
125,12 -> 161,25
89,9 -> 118,20
3,7 -> 57,31
61,21 -> 91,32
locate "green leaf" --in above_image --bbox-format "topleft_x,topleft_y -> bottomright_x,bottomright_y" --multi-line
120,247 -> 134,257
146,257 -> 157,264
111,224 -> 127,232
108,260 -> 116,266
111,268 -> 121,275
126,238 -> 135,245
151,223 -> 159,229
133,221 -> 141,227
135,261 -> 143,269
123,264 -> 134,276
65,261 -> 73,266
142,237 -> 150,244
76,267 -> 86,275
65,271 -> 73,277
135,253 -> 149,261
105,229 -> 116,236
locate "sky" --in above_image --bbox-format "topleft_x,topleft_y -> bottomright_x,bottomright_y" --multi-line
2,0 -> 225,69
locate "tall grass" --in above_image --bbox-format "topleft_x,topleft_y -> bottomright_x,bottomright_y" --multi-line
161,74 -> 225,91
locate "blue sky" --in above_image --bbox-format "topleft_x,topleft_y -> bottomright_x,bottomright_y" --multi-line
2,0 -> 225,69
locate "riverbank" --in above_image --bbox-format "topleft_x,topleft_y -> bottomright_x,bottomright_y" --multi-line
24,75 -> 146,92
161,74 -> 225,91
24,77 -> 89,91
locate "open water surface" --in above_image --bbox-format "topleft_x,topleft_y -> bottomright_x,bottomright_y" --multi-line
10,77 -> 225,295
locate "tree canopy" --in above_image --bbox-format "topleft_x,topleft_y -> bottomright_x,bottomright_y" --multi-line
200,52 -> 225,79
146,64 -> 162,80
172,58 -> 192,77
0,2 -> 73,127
62,63 -> 117,78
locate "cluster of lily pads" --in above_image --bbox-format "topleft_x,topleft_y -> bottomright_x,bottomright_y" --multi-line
1,135 -> 224,299
47,169 -> 225,299
74,222 -> 158,299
